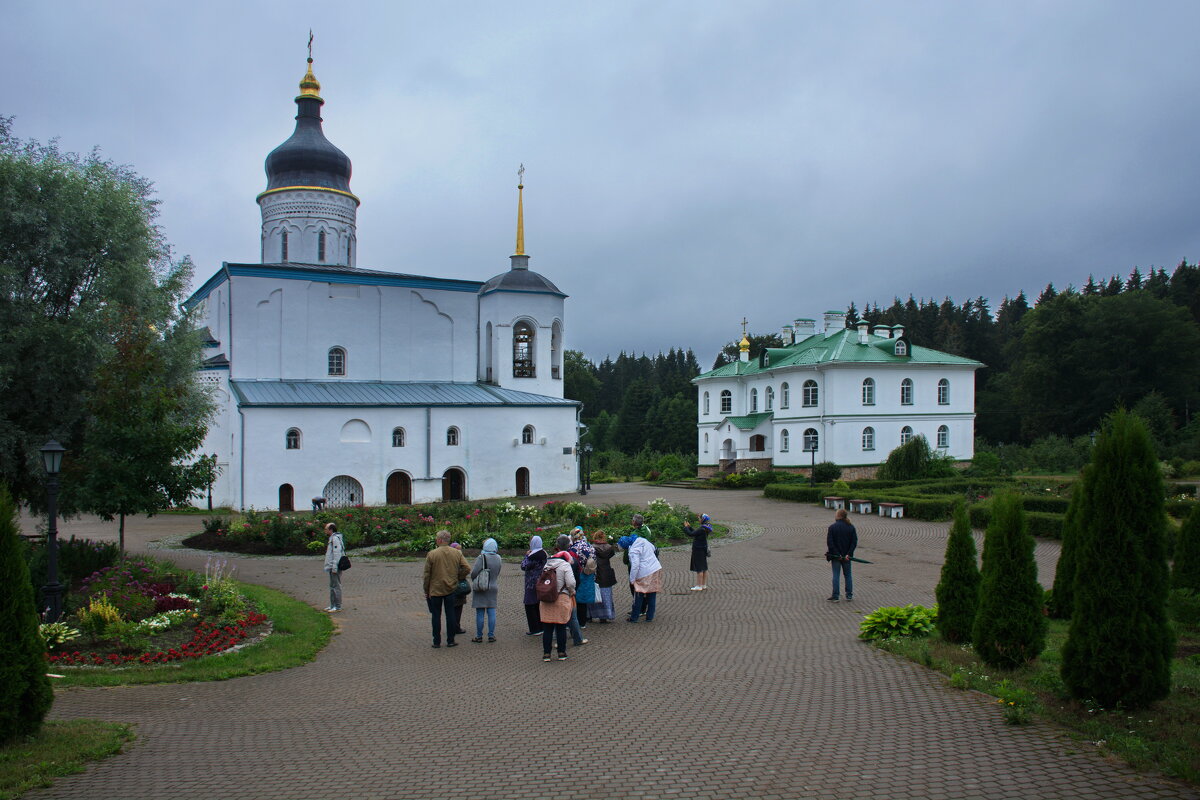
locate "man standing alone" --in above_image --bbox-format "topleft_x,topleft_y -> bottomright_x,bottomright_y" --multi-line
424,529 -> 470,647
827,508 -> 857,602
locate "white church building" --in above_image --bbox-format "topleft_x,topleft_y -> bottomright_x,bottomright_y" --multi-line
186,56 -> 580,510
693,311 -> 982,478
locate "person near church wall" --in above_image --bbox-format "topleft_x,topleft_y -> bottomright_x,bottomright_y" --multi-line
470,537 -> 502,642
521,535 -> 548,636
424,530 -> 470,647
322,522 -> 345,612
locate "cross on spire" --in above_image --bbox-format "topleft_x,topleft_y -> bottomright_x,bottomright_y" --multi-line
740,317 -> 749,337
517,163 -> 525,188
308,30 -> 314,60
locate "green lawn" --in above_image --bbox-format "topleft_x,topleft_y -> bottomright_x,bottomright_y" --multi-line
0,720 -> 134,800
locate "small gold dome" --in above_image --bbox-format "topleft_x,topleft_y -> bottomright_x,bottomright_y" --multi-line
739,334 -> 751,351
299,58 -> 322,98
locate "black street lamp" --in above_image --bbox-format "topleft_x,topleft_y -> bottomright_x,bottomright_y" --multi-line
581,444 -> 593,495
40,439 -> 66,623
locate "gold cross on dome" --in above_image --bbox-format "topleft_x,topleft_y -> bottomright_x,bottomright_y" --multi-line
740,317 -> 749,337
517,163 -> 525,186
308,30 -> 314,59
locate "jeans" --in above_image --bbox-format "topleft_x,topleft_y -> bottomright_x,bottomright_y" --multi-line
327,570 -> 342,609
630,592 -> 657,621
427,594 -> 457,645
567,607 -> 584,644
475,607 -> 496,638
542,622 -> 566,655
831,559 -> 853,598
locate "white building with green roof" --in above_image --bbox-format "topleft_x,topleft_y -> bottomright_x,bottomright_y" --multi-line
693,311 -> 982,477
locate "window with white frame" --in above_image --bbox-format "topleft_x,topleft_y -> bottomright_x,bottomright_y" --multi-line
938,378 -> 950,405
720,390 -> 732,414
750,388 -> 758,412
703,392 -> 710,415
895,340 -> 908,356
328,347 -> 346,376
900,378 -> 913,405
780,382 -> 790,408
522,425 -> 535,444
862,426 -> 875,451
780,429 -> 790,452
901,425 -> 914,445
765,386 -> 774,411
803,428 -> 819,452
802,380 -> 818,407
937,425 -> 950,448
285,428 -> 301,450
862,377 -> 875,406
447,426 -> 460,446
704,433 -> 709,452
392,427 -> 405,447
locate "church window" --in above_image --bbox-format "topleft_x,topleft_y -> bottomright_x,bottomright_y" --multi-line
347,239 -> 352,264
938,379 -> 950,405
900,378 -> 913,405
780,429 -> 790,452
318,230 -> 326,262
522,425 -> 535,444
281,231 -> 289,262
720,390 -> 732,414
901,425 -> 914,445
703,392 -> 710,415
780,382 -> 790,409
447,427 -> 460,446
803,428 -> 819,452
285,428 -> 301,450
749,434 -> 766,452
895,340 -> 908,356
551,321 -> 562,379
703,433 -> 709,452
765,386 -> 774,411
937,425 -> 950,449
750,388 -> 758,412
328,347 -> 346,376
513,322 -> 535,378
862,378 -> 875,406
392,427 -> 405,447
802,380 -> 818,407
862,427 -> 875,451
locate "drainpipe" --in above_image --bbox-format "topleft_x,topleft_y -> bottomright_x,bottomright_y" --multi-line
425,406 -> 433,480
237,404 -> 246,511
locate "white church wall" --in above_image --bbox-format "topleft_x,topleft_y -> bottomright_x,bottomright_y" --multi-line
479,290 -> 566,397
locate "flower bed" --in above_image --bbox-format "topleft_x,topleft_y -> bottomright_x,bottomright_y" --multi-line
47,613 -> 269,666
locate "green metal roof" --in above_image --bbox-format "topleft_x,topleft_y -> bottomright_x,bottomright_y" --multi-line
722,412 -> 774,430
695,328 -> 983,381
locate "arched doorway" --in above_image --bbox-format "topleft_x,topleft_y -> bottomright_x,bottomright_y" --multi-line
386,472 -> 412,505
442,468 -> 466,502
749,434 -> 766,452
278,483 -> 294,512
515,467 -> 530,497
720,439 -> 735,460
323,475 -> 364,508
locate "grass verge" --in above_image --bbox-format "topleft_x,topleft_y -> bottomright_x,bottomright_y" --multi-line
0,720 -> 134,800
873,620 -> 1200,785
52,582 -> 332,689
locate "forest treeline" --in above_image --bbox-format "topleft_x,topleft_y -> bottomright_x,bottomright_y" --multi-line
566,260 -> 1200,462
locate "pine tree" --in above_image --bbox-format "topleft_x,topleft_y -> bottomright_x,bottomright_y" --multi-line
0,485 -> 54,743
1062,410 -> 1174,708
1048,470 -> 1088,619
934,501 -> 980,642
1174,505 -> 1200,591
972,492 -> 1047,668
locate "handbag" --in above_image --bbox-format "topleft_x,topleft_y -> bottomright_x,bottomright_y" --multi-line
472,554 -> 491,593
455,579 -> 472,596
337,554 -> 351,571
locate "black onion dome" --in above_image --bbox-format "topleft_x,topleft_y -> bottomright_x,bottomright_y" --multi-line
480,263 -> 566,297
263,91 -> 353,194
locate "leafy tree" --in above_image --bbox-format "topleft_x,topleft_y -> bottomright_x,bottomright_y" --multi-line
972,491 -> 1047,668
935,502 -> 981,642
1174,505 -> 1200,592
0,486 -> 53,744
563,350 -> 600,413
1048,469 -> 1088,619
876,435 -> 953,481
1061,410 -> 1173,708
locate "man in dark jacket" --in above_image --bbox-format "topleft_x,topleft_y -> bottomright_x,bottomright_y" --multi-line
826,508 -> 858,602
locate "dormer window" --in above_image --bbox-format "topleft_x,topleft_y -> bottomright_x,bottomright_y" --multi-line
895,340 -> 908,356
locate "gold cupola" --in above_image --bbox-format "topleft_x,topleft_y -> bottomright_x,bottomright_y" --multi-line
299,57 -> 322,100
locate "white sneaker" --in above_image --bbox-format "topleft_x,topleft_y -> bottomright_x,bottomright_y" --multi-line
690,586 -> 701,591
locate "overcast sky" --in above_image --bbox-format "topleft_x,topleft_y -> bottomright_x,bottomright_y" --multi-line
7,2 -> 1200,364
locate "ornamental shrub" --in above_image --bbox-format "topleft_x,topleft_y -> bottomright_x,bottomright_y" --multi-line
858,604 -> 937,640
935,502 -> 980,643
812,461 -> 842,484
1062,410 -> 1174,709
972,492 -> 1047,669
0,485 -> 53,744
1173,505 -> 1200,592
1048,472 -> 1087,619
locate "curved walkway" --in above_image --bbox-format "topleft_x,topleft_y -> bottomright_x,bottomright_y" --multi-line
29,485 -> 1196,800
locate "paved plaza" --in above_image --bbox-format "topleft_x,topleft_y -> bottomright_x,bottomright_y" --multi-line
26,484 -> 1198,800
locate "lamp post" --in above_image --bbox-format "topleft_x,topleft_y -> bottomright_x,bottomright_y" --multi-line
808,442 -> 816,485
40,440 -> 66,623
581,444 -> 593,495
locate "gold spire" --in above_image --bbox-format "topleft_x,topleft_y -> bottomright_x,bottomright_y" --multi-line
739,334 -> 750,353
299,32 -> 321,99
514,163 -> 526,256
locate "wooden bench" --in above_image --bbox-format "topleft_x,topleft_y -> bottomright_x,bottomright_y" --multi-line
878,502 -> 905,519
822,496 -> 846,510
847,499 -> 872,515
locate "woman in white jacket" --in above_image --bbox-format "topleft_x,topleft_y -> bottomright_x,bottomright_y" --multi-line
322,522 -> 345,612
619,527 -> 662,623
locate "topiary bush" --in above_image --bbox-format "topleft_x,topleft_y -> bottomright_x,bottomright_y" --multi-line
812,461 -> 842,484
1048,474 -> 1087,619
935,502 -> 981,643
1175,505 -> 1200,592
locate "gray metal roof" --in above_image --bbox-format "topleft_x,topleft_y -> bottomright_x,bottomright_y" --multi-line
229,380 -> 579,408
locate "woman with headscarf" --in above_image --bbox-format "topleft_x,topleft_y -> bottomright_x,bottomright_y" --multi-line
470,538 -> 502,642
684,513 -> 713,591
589,530 -> 617,622
570,527 -> 597,627
619,525 -> 663,623
539,549 -> 577,661
520,535 -> 548,636
622,514 -> 652,598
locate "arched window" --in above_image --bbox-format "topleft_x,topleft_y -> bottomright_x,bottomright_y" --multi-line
285,428 -> 301,450
749,434 -> 766,452
328,347 -> 346,376
862,427 -> 875,451
522,425 -> 535,444
281,231 -> 289,262
703,433 -> 709,452
551,321 -> 562,379
513,321 -> 535,377
937,425 -> 950,449
802,380 -> 818,407
392,427 -> 405,447
447,426 -> 460,446
780,382 -> 790,408
900,378 -> 913,405
318,230 -> 326,262
780,429 -> 790,452
895,340 -> 908,356
750,388 -> 758,412
938,378 -> 950,405
803,428 -> 819,452
720,390 -> 732,414
347,238 -> 352,264
703,392 -> 710,415
862,378 -> 875,406
765,386 -> 774,411
901,425 -> 914,445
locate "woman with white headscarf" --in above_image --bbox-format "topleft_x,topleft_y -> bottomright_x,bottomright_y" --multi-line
619,525 -> 663,623
520,535 -> 548,635
470,538 -> 502,642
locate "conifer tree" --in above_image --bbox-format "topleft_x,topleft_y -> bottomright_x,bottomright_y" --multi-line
1062,410 -> 1173,708
0,486 -> 54,743
1048,470 -> 1088,619
935,501 -> 980,642
972,492 -> 1047,668
1174,505 -> 1200,591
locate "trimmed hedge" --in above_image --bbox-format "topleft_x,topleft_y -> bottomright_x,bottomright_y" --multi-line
1018,496 -> 1071,514
763,484 -> 824,502
1167,499 -> 1199,519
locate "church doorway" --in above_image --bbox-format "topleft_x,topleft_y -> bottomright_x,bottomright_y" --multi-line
278,484 -> 294,512
442,468 -> 466,502
720,439 -> 734,460
515,467 -> 530,497
386,472 -> 412,505
323,475 -> 364,508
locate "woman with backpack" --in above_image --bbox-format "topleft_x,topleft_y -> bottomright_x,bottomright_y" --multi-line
520,535 -> 548,636
538,549 -> 577,661
589,531 -> 617,623
570,528 -> 597,627
469,538 -> 502,643
620,527 -> 663,623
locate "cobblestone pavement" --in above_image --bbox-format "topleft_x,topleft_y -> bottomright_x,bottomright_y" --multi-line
27,485 -> 1197,800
